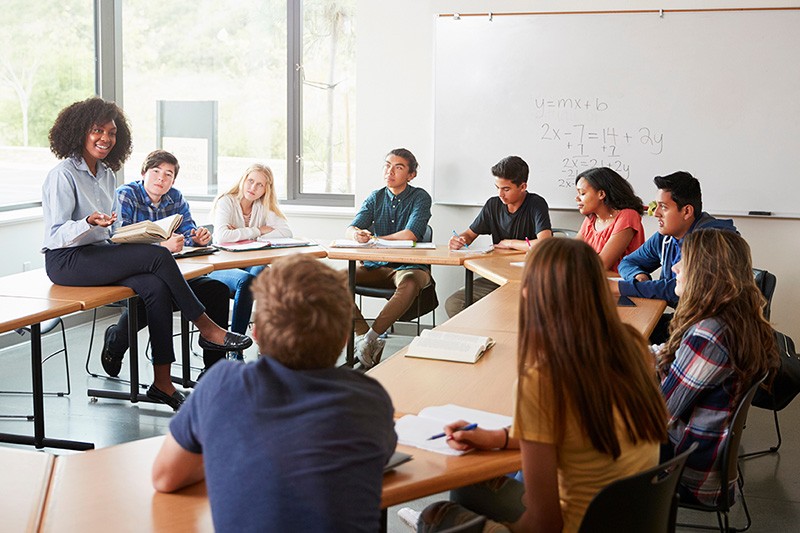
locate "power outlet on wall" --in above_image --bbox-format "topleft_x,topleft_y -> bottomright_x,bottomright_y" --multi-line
22,261 -> 31,272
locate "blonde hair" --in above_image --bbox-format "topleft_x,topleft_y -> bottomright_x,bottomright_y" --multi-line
659,229 -> 776,399
251,255 -> 350,369
518,238 -> 667,458
214,164 -> 285,219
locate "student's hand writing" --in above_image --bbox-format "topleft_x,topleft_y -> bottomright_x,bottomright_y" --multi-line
161,233 -> 184,253
191,227 -> 211,246
443,420 -> 504,452
449,234 -> 467,250
87,211 -> 117,227
354,229 -> 373,243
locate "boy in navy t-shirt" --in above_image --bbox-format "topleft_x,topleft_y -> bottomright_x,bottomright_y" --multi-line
152,255 -> 397,532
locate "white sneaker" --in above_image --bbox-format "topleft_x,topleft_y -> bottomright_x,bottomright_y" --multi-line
397,507 -> 421,531
355,334 -> 385,369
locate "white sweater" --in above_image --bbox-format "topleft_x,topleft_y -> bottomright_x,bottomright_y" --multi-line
212,194 -> 292,244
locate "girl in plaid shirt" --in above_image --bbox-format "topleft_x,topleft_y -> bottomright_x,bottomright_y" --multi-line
658,229 -> 776,506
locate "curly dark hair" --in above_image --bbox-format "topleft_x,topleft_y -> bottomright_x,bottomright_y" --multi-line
48,97 -> 132,171
576,167 -> 645,215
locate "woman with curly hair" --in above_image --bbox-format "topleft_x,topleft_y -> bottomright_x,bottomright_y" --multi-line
658,229 -> 777,506
574,166 -> 646,272
42,97 -> 252,410
210,164 -> 293,336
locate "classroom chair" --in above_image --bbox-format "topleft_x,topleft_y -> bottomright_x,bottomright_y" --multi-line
551,227 -> 578,238
0,318 -> 71,420
578,442 -> 697,533
355,225 -> 438,336
677,374 -> 766,533
752,268 -> 776,321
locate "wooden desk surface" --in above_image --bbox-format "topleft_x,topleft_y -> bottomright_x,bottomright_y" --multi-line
325,245 -> 519,266
0,264 -> 212,310
463,253 -> 527,285
0,447 -> 54,533
178,244 -> 327,270
41,436 -> 213,533
382,445 -> 520,508
369,283 -> 666,416
0,296 -> 82,334
39,435 -> 518,530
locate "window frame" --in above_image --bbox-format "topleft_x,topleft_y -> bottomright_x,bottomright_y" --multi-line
94,0 -> 353,208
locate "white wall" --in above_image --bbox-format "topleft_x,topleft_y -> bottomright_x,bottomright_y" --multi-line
356,0 -> 800,340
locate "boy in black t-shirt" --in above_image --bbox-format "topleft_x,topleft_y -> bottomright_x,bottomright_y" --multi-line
446,156 -> 552,316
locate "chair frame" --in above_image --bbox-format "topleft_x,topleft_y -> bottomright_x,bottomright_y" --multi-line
677,376 -> 766,533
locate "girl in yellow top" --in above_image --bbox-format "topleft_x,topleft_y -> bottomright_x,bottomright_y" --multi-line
418,239 -> 667,533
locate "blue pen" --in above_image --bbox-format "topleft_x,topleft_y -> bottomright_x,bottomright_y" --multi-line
427,422 -> 478,440
451,230 -> 469,249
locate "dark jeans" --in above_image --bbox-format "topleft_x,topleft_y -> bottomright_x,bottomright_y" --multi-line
106,275 -> 229,367
45,244 -> 205,364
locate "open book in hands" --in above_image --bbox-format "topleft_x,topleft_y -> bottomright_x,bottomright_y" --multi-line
405,330 -> 495,364
394,404 -> 512,456
111,214 -> 183,244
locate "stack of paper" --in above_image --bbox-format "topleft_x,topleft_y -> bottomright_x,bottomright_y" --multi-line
394,404 -> 513,456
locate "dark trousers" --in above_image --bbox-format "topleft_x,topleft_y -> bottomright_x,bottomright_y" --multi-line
106,276 -> 229,367
45,244 -> 206,364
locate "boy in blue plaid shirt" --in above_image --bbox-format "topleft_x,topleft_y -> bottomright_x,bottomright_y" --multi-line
346,148 -> 432,368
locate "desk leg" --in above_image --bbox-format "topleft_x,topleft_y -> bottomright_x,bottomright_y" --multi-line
346,260 -> 356,367
88,296 -> 155,405
0,323 -> 94,451
172,317 -> 196,388
464,269 -> 474,309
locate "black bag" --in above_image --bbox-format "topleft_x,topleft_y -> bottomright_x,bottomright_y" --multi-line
752,330 -> 800,411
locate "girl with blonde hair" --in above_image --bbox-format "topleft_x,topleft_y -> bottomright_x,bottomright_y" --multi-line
210,164 -> 293,337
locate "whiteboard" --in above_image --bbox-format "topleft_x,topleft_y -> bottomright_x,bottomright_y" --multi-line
433,10 -> 800,216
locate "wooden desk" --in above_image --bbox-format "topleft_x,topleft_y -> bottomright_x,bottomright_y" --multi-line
178,244 -> 327,270
0,296 -> 91,450
40,436 -> 213,533
38,435 -> 519,531
0,446 -> 54,533
368,282 -> 666,417
325,245 -> 519,365
463,253 -> 527,286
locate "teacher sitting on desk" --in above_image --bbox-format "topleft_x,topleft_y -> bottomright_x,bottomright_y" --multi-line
346,147 -> 432,369
42,97 -> 251,411
418,239 -> 667,533
210,164 -> 293,340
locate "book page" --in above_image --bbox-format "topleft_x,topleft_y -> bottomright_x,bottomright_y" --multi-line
394,415 -> 467,456
215,240 -> 269,252
152,214 -> 182,236
451,244 -> 494,254
418,404 -> 512,429
256,237 -> 313,247
375,238 -> 415,248
330,239 -> 371,248
421,329 -> 493,349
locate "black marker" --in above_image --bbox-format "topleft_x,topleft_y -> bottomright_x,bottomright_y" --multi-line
748,211 -> 772,216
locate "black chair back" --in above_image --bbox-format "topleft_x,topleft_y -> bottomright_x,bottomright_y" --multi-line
578,442 -> 697,533
753,268 -> 776,320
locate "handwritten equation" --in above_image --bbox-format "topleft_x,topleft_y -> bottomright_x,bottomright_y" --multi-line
533,98 -> 665,189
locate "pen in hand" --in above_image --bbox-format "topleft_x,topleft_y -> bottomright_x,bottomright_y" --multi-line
451,230 -> 469,249
525,237 -> 531,248
427,422 -> 478,440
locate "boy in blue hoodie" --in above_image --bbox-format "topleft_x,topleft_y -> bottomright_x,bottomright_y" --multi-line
611,171 -> 736,307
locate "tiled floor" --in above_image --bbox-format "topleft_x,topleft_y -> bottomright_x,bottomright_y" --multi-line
1,315 -> 799,531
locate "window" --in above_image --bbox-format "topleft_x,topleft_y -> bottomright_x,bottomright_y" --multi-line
0,0 -> 94,210
118,0 -> 354,206
0,1 -> 354,210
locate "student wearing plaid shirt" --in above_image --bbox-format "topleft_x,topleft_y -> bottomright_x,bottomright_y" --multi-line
658,229 -> 776,507
102,150 -> 231,393
346,148 -> 432,368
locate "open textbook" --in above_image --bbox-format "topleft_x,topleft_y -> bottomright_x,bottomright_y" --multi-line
395,404 -> 513,456
405,329 -> 495,364
111,214 -> 182,244
214,237 -> 314,252
330,238 -> 436,249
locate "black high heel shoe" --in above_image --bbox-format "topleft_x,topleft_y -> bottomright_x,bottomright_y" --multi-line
198,331 -> 253,352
